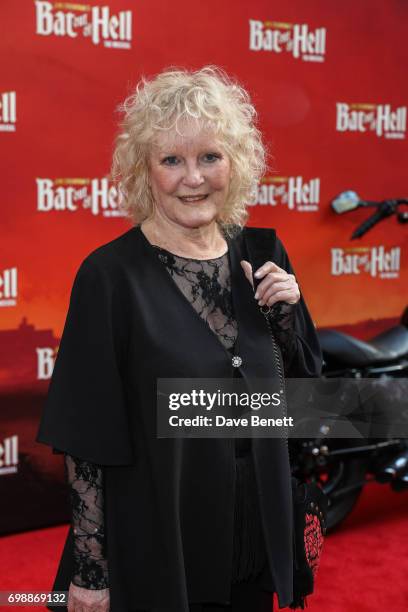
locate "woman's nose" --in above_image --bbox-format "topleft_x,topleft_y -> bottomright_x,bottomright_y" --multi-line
182,162 -> 205,187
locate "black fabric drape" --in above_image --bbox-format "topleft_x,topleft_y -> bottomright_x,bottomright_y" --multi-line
36,224 -> 322,612
37,256 -> 135,465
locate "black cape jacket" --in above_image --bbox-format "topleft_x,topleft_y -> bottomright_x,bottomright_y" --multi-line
36,224 -> 322,612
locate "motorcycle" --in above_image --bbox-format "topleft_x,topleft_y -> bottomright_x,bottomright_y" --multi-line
291,191 -> 408,531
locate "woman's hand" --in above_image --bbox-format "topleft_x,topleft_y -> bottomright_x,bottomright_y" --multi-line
67,582 -> 110,612
240,260 -> 300,307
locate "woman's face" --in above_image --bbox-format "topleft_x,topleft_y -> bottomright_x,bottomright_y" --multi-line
147,122 -> 232,229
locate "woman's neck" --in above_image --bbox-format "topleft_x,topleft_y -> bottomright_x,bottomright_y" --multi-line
140,218 -> 228,259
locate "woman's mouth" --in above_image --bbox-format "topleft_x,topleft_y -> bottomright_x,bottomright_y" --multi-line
178,194 -> 209,202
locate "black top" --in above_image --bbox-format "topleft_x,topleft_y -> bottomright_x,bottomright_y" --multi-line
66,243 -> 294,589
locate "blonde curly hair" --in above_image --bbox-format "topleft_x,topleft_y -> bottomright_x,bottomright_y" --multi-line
110,65 -> 267,234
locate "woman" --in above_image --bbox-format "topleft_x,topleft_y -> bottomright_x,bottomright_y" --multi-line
36,65 -> 322,612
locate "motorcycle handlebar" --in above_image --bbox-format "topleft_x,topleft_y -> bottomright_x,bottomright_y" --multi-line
350,200 -> 402,239
351,209 -> 387,239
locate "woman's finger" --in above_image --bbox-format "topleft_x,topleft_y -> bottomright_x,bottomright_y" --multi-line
254,272 -> 292,298
241,260 -> 300,307
96,592 -> 110,612
240,260 -> 254,288
68,583 -> 110,612
254,261 -> 284,279
258,280 -> 295,305
67,588 -> 75,612
263,289 -> 299,307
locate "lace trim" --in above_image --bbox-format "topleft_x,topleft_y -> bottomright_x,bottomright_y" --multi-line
64,454 -> 109,589
154,247 -> 238,350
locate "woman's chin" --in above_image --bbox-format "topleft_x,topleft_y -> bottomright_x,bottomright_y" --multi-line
176,207 -> 219,228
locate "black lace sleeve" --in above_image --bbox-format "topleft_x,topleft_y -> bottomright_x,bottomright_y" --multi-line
64,454 -> 109,589
266,301 -> 298,373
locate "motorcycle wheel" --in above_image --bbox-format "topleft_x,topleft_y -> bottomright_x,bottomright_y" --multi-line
318,455 -> 367,532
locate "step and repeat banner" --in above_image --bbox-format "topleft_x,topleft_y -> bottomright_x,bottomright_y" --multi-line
0,0 -> 407,533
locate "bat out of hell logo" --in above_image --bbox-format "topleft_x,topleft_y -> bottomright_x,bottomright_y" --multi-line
248,176 -> 320,211
336,103 -> 407,139
249,20 -> 326,62
0,267 -> 18,306
37,347 -> 58,380
0,92 -> 17,132
331,246 -> 401,279
0,436 -> 18,475
36,178 -> 126,217
34,1 -> 133,48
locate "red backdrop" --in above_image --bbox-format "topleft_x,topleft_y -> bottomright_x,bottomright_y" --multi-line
0,0 -> 407,531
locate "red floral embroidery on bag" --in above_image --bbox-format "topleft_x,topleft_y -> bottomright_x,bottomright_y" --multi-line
304,511 -> 324,576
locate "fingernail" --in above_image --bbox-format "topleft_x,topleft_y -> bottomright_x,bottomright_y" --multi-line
254,271 -> 262,278
254,292 -> 259,299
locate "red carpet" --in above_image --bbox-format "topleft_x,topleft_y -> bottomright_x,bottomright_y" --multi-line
1,482 -> 407,611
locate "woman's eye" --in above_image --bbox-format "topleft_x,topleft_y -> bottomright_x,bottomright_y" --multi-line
162,156 -> 179,166
203,153 -> 221,162
161,153 -> 221,165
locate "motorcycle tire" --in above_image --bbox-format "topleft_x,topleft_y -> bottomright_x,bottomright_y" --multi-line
320,455 -> 367,532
